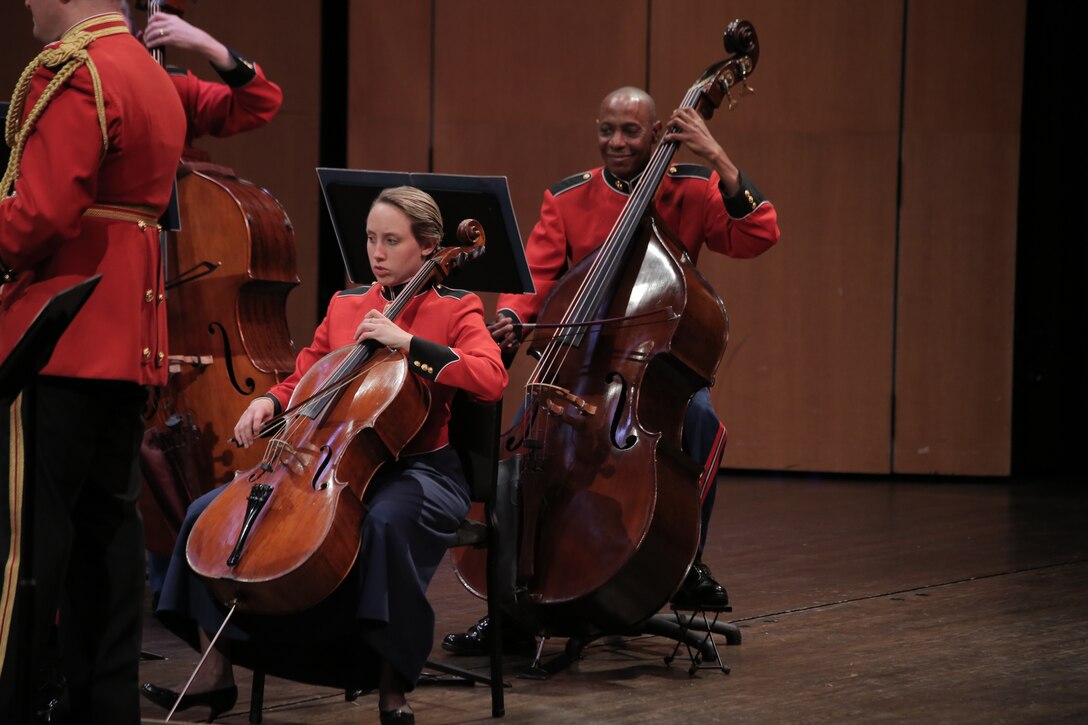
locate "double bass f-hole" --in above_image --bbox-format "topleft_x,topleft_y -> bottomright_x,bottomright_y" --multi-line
605,371 -> 637,450
207,321 -> 257,395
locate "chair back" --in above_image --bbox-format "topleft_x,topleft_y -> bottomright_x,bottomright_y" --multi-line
448,393 -> 502,503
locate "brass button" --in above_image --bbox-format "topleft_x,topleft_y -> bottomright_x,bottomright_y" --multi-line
142,347 -> 152,360
413,360 -> 421,367
669,165 -> 678,174
157,293 -> 164,303
582,173 -> 591,180
156,351 -> 165,363
144,289 -> 154,302
138,220 -> 147,231
614,180 -> 623,189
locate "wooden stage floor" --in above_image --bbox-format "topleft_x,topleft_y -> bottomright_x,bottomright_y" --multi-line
138,473 -> 1088,723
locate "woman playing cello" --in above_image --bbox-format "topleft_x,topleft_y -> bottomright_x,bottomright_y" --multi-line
142,186 -> 508,723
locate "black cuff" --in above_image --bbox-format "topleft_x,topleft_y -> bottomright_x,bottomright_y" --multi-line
408,337 -> 459,381
213,48 -> 257,88
721,169 -> 769,218
259,393 -> 282,416
496,308 -> 524,341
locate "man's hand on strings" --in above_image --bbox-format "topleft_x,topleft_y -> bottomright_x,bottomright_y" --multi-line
667,107 -> 741,195
143,13 -> 237,71
488,312 -> 521,352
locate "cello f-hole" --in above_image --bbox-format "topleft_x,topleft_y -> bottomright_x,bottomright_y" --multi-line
207,321 -> 257,394
311,445 -> 332,491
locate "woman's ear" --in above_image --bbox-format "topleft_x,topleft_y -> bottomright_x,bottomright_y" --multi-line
419,238 -> 439,259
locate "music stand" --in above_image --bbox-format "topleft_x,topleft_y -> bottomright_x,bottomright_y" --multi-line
316,168 -> 534,294
0,276 -> 101,724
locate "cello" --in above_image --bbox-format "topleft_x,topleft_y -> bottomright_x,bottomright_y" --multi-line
184,220 -> 486,615
452,20 -> 760,636
134,0 -> 300,557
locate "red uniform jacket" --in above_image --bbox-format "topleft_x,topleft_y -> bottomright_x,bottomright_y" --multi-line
168,52 -> 282,150
497,164 -> 781,325
265,283 -> 508,456
0,13 -> 186,386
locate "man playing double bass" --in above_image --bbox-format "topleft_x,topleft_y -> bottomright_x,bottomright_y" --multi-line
0,0 -> 186,720
120,0 -> 284,160
444,85 -> 780,655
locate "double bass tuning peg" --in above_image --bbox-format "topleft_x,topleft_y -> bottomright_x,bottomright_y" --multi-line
719,77 -> 755,112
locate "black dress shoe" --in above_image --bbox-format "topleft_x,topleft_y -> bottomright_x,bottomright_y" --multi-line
441,615 -> 535,656
140,682 -> 238,722
671,561 -> 730,609
380,708 -> 416,724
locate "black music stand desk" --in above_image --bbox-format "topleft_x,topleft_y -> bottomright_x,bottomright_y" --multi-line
316,168 -> 533,294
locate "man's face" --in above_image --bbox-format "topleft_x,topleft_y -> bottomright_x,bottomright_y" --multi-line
25,0 -> 68,43
596,95 -> 661,180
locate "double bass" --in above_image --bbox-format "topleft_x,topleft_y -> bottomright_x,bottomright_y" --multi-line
134,0 -> 300,557
185,221 -> 486,615
453,20 -> 760,636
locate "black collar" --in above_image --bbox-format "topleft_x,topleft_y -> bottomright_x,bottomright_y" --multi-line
380,282 -> 434,302
602,166 -> 647,195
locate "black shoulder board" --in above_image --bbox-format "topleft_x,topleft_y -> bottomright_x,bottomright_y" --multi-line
337,284 -> 373,297
667,163 -> 713,180
434,285 -> 471,300
166,65 -> 189,77
549,170 -> 594,196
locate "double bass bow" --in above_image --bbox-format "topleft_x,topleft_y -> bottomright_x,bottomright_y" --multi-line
453,20 -> 760,636
185,220 -> 486,616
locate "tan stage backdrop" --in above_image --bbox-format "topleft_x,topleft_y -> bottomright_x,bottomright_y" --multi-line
1,0 -> 1025,476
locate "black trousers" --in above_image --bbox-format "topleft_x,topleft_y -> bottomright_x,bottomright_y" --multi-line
1,376 -> 147,724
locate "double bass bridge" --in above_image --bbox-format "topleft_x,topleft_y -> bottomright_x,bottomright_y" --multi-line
526,383 -> 598,418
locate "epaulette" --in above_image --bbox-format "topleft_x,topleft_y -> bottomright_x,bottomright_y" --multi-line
434,284 -> 472,300
666,163 -> 713,180
337,284 -> 373,297
165,65 -> 188,77
549,170 -> 594,196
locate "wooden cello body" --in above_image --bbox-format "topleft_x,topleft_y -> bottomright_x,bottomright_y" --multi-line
452,20 -> 759,637
139,163 -> 300,556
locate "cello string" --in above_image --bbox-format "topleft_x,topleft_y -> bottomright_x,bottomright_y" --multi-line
242,240 -> 475,459
165,602 -> 237,722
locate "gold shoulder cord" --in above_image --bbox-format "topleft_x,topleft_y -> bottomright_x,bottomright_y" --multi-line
0,18 -> 129,199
